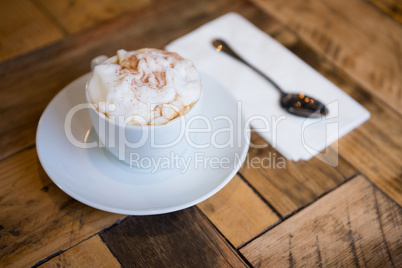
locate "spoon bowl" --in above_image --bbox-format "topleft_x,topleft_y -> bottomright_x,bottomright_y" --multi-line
280,93 -> 328,118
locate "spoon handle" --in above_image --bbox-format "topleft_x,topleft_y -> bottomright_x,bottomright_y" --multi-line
212,39 -> 285,95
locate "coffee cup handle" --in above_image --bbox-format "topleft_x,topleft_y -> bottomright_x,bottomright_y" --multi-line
90,55 -> 109,71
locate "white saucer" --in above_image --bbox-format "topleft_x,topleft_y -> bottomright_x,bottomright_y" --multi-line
36,73 -> 249,215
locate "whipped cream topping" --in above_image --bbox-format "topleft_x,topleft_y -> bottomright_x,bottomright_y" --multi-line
87,49 -> 202,125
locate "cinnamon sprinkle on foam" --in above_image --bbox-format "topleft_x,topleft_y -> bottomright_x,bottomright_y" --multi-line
87,48 -> 202,125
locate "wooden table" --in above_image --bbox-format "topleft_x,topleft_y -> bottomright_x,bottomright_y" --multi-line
0,0 -> 401,267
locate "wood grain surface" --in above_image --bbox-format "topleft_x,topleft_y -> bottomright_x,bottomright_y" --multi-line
0,147 -> 124,267
252,0 -> 402,115
36,0 -> 152,34
197,174 -> 280,248
240,175 -> 402,267
40,235 -> 120,268
100,208 -> 247,267
369,0 -> 402,23
240,132 -> 357,216
0,0 -> 64,61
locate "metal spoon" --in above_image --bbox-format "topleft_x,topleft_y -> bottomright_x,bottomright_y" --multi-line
212,39 -> 328,118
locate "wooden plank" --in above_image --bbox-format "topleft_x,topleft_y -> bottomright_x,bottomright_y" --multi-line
100,207 -> 247,268
240,176 -> 402,267
36,0 -> 152,34
252,0 -> 402,114
240,132 -> 357,216
0,147 -> 124,267
40,235 -> 120,268
0,0 -> 238,161
0,0 -> 64,61
275,29 -> 402,206
369,0 -> 402,23
336,83 -> 402,205
197,175 -> 280,248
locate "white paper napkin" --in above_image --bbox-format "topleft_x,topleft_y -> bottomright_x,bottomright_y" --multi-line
165,12 -> 370,161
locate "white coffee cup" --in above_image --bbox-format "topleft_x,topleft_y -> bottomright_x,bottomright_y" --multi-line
85,57 -> 203,167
